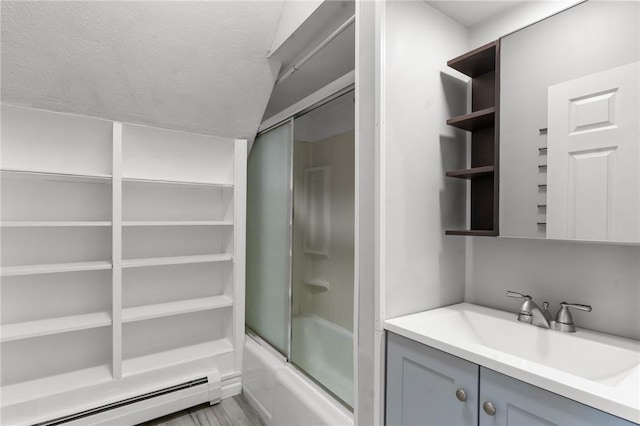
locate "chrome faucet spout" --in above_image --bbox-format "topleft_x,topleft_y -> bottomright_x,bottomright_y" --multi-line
507,291 -> 551,328
529,302 -> 552,329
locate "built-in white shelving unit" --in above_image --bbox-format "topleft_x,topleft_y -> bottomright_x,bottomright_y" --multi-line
0,105 -> 247,425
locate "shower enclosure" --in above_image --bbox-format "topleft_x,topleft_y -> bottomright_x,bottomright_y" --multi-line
246,91 -> 355,407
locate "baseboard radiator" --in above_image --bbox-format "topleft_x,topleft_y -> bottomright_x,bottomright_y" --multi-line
32,371 -> 222,426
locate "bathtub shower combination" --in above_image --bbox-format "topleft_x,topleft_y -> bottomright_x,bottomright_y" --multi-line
245,92 -> 355,425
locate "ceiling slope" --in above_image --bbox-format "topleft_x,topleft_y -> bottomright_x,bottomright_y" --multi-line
1,1 -> 284,139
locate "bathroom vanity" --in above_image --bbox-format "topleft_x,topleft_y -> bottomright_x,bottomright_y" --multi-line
384,304 -> 640,425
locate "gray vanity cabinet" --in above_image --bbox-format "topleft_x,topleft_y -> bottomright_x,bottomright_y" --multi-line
386,332 -> 479,426
479,367 -> 635,426
386,332 -> 636,426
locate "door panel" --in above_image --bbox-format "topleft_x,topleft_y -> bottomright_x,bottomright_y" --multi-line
547,61 -> 639,242
246,120 -> 293,355
386,333 -> 478,426
479,367 -> 635,426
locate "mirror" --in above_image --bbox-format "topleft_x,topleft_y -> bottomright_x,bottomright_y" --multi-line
499,1 -> 639,243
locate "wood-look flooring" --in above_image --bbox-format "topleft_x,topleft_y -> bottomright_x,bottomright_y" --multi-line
139,394 -> 264,426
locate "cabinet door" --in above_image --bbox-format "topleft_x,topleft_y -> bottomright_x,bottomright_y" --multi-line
479,367 -> 636,426
386,332 -> 478,426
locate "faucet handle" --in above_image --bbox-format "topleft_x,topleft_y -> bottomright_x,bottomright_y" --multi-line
553,302 -> 592,333
506,291 -> 531,300
560,302 -> 592,312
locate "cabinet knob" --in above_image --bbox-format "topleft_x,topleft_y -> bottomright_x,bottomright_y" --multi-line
482,401 -> 496,416
455,389 -> 467,402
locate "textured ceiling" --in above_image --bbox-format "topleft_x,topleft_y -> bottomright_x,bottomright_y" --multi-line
1,1 -> 284,139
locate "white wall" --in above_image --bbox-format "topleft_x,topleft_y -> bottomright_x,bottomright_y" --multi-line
381,1 -> 468,321
268,1 -> 324,55
465,1 -> 640,341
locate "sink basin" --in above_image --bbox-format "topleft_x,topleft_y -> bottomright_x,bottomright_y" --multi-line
385,303 -> 640,423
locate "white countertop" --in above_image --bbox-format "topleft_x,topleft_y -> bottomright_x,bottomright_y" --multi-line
384,303 -> 640,423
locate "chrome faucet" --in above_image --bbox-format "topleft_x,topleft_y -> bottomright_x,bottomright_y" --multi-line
507,291 -> 552,328
507,291 -> 592,333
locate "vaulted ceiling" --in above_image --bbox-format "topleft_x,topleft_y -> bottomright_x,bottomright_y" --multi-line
1,1 -> 285,139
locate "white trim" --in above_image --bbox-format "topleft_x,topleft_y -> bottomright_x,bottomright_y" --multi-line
374,2 -> 386,425
258,71 -> 355,133
233,139 -> 248,374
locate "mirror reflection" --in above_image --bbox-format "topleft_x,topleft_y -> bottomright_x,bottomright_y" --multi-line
499,0 -> 639,243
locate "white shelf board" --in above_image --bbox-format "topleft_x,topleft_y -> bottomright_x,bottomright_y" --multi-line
1,364 -> 113,407
1,168 -> 112,182
1,260 -> 112,277
1,312 -> 112,342
122,339 -> 233,377
121,254 -> 233,269
303,278 -> 330,290
122,296 -> 233,323
122,221 -> 233,227
1,221 -> 112,227
122,177 -> 233,188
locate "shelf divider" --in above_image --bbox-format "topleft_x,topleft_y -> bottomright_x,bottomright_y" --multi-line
1,221 -> 111,227
446,166 -> 494,179
446,107 -> 495,131
447,40 -> 497,77
1,168 -> 111,182
112,121 -> 124,380
1,261 -> 112,277
1,312 -> 112,342
122,296 -> 233,323
445,229 -> 498,236
122,339 -> 233,377
122,177 -> 233,188
121,254 -> 233,269
122,221 -> 233,227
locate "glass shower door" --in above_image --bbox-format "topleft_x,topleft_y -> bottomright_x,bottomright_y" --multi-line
245,120 -> 293,355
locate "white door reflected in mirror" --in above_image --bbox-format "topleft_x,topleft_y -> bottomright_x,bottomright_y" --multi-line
546,61 -> 639,243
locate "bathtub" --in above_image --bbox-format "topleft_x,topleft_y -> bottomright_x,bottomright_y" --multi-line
242,314 -> 353,426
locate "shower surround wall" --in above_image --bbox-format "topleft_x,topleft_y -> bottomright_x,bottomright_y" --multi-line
293,131 -> 355,331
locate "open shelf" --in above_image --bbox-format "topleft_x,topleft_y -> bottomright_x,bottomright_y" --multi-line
446,39 -> 499,236
1,364 -> 113,407
1,221 -> 112,227
122,339 -> 233,377
122,177 -> 233,188
1,106 -> 245,425
1,260 -> 112,277
1,169 -> 112,183
446,166 -> 494,179
121,254 -> 233,269
122,296 -> 232,323
1,312 -> 111,342
303,278 -> 330,290
446,107 -> 495,131
122,221 -> 233,227
445,229 -> 499,236
447,40 -> 498,77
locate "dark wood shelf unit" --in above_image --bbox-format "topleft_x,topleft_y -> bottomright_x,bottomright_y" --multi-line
445,40 -> 500,236
446,166 -> 494,179
447,107 -> 495,131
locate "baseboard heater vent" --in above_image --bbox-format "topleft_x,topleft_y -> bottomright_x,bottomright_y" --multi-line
33,377 -> 210,426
